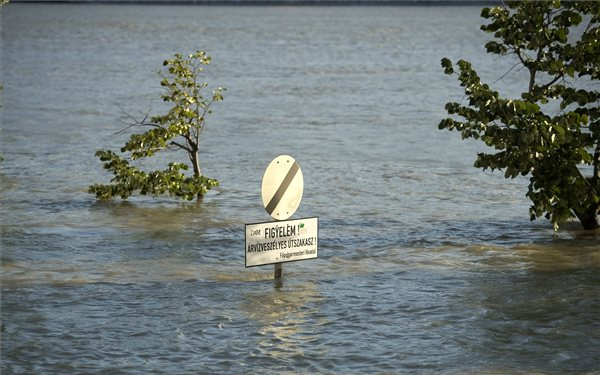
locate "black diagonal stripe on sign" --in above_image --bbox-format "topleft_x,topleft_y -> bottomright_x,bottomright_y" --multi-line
266,161 -> 300,215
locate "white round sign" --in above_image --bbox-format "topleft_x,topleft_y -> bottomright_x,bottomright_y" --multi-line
261,155 -> 304,220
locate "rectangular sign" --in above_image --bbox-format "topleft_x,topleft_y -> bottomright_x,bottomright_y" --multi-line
245,217 -> 318,267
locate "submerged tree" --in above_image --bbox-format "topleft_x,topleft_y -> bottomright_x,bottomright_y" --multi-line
89,51 -> 225,200
440,1 -> 599,230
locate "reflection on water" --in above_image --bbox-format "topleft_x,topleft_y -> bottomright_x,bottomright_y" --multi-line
513,243 -> 600,272
87,199 -> 232,236
241,282 -> 327,368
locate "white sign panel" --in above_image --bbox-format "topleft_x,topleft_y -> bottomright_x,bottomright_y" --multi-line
261,155 -> 304,221
245,217 -> 318,267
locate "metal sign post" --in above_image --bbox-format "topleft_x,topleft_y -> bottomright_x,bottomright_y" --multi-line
274,263 -> 283,280
245,155 -> 318,280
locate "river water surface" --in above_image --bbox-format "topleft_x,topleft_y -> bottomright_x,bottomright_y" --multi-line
1,4 -> 599,374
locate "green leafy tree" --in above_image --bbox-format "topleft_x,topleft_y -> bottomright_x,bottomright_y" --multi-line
90,51 -> 225,200
440,1 -> 599,231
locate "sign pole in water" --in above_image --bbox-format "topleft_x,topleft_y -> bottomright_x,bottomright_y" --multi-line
274,263 -> 283,279
245,155 -> 318,280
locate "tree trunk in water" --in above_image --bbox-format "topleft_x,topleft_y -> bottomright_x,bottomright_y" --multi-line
575,204 -> 600,230
191,150 -> 201,177
191,150 -> 204,203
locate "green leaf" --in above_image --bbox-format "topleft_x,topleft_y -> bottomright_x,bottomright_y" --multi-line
441,58 -> 454,74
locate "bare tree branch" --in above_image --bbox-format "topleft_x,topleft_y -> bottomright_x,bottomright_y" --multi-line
170,140 -> 193,153
113,105 -> 164,136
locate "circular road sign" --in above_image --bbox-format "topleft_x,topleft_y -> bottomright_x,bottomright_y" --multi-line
261,155 -> 304,220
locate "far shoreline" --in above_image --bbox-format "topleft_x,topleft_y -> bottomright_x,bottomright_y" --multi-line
8,0 -> 502,6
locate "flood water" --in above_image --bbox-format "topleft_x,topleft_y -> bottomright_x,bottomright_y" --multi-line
1,4 -> 599,374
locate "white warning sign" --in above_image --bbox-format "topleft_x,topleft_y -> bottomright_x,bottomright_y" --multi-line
261,155 -> 304,221
245,217 -> 318,267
